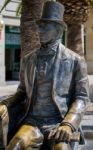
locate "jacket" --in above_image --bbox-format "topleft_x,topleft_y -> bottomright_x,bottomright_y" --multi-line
1,43 -> 89,143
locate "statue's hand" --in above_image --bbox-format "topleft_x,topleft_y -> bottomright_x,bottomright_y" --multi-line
0,105 -> 9,124
0,105 -> 9,146
48,125 -> 72,143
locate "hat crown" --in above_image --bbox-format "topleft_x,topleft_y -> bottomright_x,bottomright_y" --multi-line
41,1 -> 65,23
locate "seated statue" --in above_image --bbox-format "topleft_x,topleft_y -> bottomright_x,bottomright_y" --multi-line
0,1 -> 89,150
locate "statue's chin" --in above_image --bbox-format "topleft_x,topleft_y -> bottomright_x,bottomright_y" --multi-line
39,36 -> 56,45
40,40 -> 49,45
40,38 -> 48,43
40,41 -> 46,44
39,36 -> 50,44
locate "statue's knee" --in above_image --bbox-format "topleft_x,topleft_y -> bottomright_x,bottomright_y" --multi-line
6,137 -> 23,150
54,142 -> 72,150
16,125 -> 44,147
29,127 -> 44,148
7,125 -> 44,150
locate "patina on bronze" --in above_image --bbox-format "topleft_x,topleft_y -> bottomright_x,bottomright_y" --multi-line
0,1 -> 89,150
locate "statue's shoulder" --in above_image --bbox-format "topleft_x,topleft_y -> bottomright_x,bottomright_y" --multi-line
59,43 -> 84,61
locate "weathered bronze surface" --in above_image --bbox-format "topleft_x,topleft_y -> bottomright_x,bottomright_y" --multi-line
0,1 -> 89,150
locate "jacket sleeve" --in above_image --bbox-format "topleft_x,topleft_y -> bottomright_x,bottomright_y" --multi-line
0,58 -> 26,108
62,57 -> 90,131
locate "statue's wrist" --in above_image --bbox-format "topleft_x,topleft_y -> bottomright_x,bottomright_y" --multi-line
60,121 -> 75,132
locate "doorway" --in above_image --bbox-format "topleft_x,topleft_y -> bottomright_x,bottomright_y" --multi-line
5,48 -> 21,81
5,25 -> 21,81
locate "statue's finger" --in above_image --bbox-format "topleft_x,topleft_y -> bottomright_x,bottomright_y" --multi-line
63,131 -> 67,141
54,130 -> 60,140
63,132 -> 69,143
48,129 -> 57,139
59,130 -> 65,141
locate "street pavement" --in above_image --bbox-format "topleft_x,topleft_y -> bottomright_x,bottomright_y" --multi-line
0,81 -> 19,97
0,75 -> 93,150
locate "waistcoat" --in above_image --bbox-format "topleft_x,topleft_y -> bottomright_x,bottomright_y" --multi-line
30,53 -> 60,118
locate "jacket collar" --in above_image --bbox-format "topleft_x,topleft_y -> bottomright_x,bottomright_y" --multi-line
33,41 -> 69,62
36,39 -> 61,56
58,43 -> 69,61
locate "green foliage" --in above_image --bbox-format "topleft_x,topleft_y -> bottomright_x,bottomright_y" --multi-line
0,0 -> 22,16
16,2 -> 22,16
0,0 -> 11,13
0,0 -> 93,15
89,0 -> 93,7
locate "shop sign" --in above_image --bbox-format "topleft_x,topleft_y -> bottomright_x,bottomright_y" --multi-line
5,26 -> 21,49
6,33 -> 20,45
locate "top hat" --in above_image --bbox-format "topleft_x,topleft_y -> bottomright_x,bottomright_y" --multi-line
37,1 -> 67,29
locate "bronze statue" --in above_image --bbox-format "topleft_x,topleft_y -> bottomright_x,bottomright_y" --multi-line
0,1 -> 89,150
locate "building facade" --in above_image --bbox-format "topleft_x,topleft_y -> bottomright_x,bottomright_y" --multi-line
0,0 -> 93,85
0,0 -> 20,84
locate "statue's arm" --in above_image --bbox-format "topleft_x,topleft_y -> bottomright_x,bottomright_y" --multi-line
0,59 -> 26,146
62,57 -> 90,131
0,58 -> 26,108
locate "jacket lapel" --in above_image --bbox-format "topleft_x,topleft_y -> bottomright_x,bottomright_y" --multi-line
52,43 -> 68,94
52,43 -> 73,114
25,53 -> 37,101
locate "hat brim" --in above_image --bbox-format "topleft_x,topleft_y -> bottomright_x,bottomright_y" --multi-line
36,19 -> 67,30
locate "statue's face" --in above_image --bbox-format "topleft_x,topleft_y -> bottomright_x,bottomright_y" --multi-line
37,21 -> 59,44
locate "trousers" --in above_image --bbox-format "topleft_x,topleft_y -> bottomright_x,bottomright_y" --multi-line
6,124 -> 78,150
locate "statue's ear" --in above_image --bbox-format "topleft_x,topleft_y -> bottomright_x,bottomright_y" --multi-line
55,23 -> 64,38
